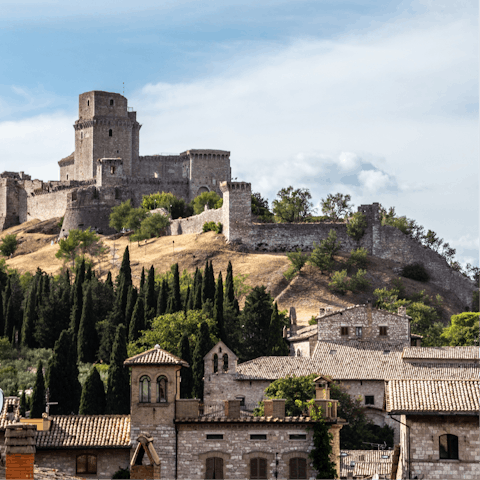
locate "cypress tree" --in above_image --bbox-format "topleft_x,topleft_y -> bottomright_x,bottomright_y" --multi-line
70,278 -> 83,337
76,258 -> 86,286
0,288 -> 4,341
129,296 -> 145,343
192,321 -> 214,400
156,279 -> 168,316
106,324 -> 130,414
47,329 -> 81,415
85,264 -> 92,282
124,286 -> 138,333
57,281 -> 71,334
139,267 -> 145,292
79,367 -> 106,415
97,315 -> 118,363
118,247 -> 132,288
202,261 -> 215,305
168,264 -> 181,313
213,272 -> 225,341
4,297 -> 14,342
3,278 -> 11,320
30,360 -> 45,418
144,265 -> 156,325
34,288 -> 57,349
224,261 -> 235,305
267,302 -> 289,356
77,284 -> 98,363
105,271 -> 113,289
185,285 -> 192,312
194,271 -> 203,310
19,386 -> 27,417
179,333 -> 193,398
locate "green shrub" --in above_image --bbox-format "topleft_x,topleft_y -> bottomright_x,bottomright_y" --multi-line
0,234 -> 18,257
192,191 -> 223,215
284,249 -> 309,281
202,222 -> 223,234
346,212 -> 367,240
401,263 -> 430,282
328,270 -> 349,294
349,269 -> 370,292
112,467 -> 130,479
347,248 -> 368,269
308,316 -> 317,325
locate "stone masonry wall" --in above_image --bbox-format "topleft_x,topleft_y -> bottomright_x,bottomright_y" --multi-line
35,449 -> 130,479
27,189 -> 73,223
402,415 -> 480,480
168,207 -> 223,236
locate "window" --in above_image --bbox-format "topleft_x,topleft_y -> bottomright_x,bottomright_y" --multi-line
250,458 -> 267,479
81,132 -> 83,139
250,434 -> 267,440
110,99 -> 114,106
76,455 -> 97,474
341,326 -> 349,336
296,349 -> 302,357
139,375 -> 150,403
236,396 -> 245,407
87,100 -> 89,106
223,353 -> 229,372
356,327 -> 362,338
289,457 -> 307,479
109,129 -> 113,137
213,354 -> 218,373
383,350 -> 391,355
156,375 -> 167,403
439,434 -> 459,459
379,326 -> 388,336
110,166 -> 115,174
289,434 -> 307,440
205,457 -> 224,479
206,434 -> 223,440
365,396 -> 374,405
66,175 -> 68,180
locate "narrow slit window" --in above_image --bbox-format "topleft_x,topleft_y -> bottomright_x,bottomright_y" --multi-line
223,353 -> 228,372
109,129 -> 113,137
356,327 -> 363,338
213,354 -> 218,373
110,99 -> 114,106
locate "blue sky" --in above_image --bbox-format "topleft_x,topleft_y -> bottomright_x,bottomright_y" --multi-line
1,0 -> 478,267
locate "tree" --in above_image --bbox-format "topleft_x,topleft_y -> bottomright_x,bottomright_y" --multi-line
224,261 -> 235,305
156,279 -> 169,316
19,386 -> 27,417
251,193 -> 273,222
308,243 -> 334,273
346,212 -> 368,240
129,296 -> 145,343
3,297 -> 14,342
30,360 -> 46,418
141,192 -> 186,219
192,191 -> 223,215
267,303 -> 289,356
192,321 -> 214,400
77,284 -> 98,363
130,213 -> 170,241
0,234 -> 18,257
284,249 -> 309,280
320,193 -> 352,222
442,312 -> 480,346
79,367 -> 106,415
202,261 -> 215,305
55,228 -> 101,268
272,186 -> 315,223
213,273 -> 225,341
69,276 -> 83,338
109,200 -> 147,232
241,286 -> 274,361
106,324 -> 130,414
179,334 -> 193,399
167,263 -> 182,313
144,266 -> 156,326
47,329 -> 81,415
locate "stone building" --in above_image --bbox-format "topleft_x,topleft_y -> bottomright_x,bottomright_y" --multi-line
385,378 -> 480,479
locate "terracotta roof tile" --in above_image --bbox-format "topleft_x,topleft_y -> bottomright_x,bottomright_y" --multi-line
402,346 -> 479,360
340,450 -> 393,478
124,346 -> 189,366
385,379 -> 480,413
0,397 -> 20,430
36,415 -> 131,449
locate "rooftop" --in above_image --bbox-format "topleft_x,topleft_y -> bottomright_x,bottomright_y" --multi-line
340,450 -> 393,479
402,346 -> 478,360
124,346 -> 189,367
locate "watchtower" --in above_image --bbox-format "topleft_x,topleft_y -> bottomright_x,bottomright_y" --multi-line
73,91 -> 140,181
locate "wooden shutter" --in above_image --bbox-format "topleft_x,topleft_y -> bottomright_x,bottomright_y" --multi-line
251,458 -> 258,478
87,455 -> 97,474
258,458 -> 267,479
214,457 -> 224,479
297,458 -> 307,479
206,457 -> 215,479
76,455 -> 87,474
289,458 -> 297,479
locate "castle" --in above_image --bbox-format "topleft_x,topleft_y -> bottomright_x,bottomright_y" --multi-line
0,90 -> 231,235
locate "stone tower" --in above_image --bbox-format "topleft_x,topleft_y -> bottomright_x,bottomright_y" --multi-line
73,91 -> 140,180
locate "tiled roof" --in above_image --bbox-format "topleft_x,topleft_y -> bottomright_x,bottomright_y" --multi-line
235,342 -> 479,381
124,346 -> 189,366
340,450 -> 393,478
176,416 -> 322,424
36,415 -> 131,449
0,397 -> 20,429
58,153 -> 74,165
402,346 -> 479,360
386,379 -> 480,413
288,325 -> 317,342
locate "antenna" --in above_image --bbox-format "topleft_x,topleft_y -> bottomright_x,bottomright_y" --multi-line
123,82 -> 125,96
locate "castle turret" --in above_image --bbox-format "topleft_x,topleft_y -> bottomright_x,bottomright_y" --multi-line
73,91 -> 140,181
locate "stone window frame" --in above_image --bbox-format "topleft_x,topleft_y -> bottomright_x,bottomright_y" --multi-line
364,395 -> 375,405
139,375 -> 151,403
289,433 -> 307,441
379,326 -> 388,336
213,354 -> 219,373
439,433 -> 459,460
282,451 -> 311,480
76,454 -> 97,475
243,452 -> 274,480
156,375 -> 168,403
355,326 -> 363,338
198,451 -> 231,479
222,353 -> 229,372
340,326 -> 349,336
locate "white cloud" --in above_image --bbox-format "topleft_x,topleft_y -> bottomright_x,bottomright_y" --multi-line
358,170 -> 393,192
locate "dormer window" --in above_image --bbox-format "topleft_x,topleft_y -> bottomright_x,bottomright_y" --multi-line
110,99 -> 114,106
139,375 -> 150,403
156,376 -> 167,403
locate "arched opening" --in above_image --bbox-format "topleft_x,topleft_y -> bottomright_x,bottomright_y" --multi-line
222,353 -> 228,372
197,186 -> 209,196
296,349 -> 302,357
205,457 -> 223,479
76,454 -> 97,475
439,434 -> 458,459
156,375 -> 167,403
139,375 -> 150,403
250,458 -> 267,479
289,457 -> 307,479
213,354 -> 218,373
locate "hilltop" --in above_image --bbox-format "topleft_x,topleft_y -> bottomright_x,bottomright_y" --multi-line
1,218 -> 466,325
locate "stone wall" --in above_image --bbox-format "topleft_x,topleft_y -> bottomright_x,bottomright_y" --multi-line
27,189 -> 73,223
35,448 -> 130,479
399,415 -> 480,480
168,207 -> 223,236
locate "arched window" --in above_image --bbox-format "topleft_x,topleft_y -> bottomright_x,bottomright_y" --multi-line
250,458 -> 267,479
289,457 -> 307,479
222,353 -> 229,372
109,129 -> 113,137
205,457 -> 223,479
76,454 -> 97,474
213,354 -> 218,373
156,375 -> 167,403
439,434 -> 458,459
296,349 -> 302,357
139,375 -> 150,403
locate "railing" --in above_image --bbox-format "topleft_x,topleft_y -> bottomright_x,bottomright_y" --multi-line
199,403 -> 259,418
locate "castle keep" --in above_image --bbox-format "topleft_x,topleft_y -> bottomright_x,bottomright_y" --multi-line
0,90 -> 231,234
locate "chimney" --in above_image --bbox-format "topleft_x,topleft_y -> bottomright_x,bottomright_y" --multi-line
5,424 -> 36,479
398,306 -> 407,316
264,399 -> 285,418
289,307 -> 297,334
224,400 -> 241,418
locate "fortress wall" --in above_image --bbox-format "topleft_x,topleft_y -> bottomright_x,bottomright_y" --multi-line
168,207 -> 223,236
136,155 -> 184,180
27,189 -> 73,222
372,224 -> 475,307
